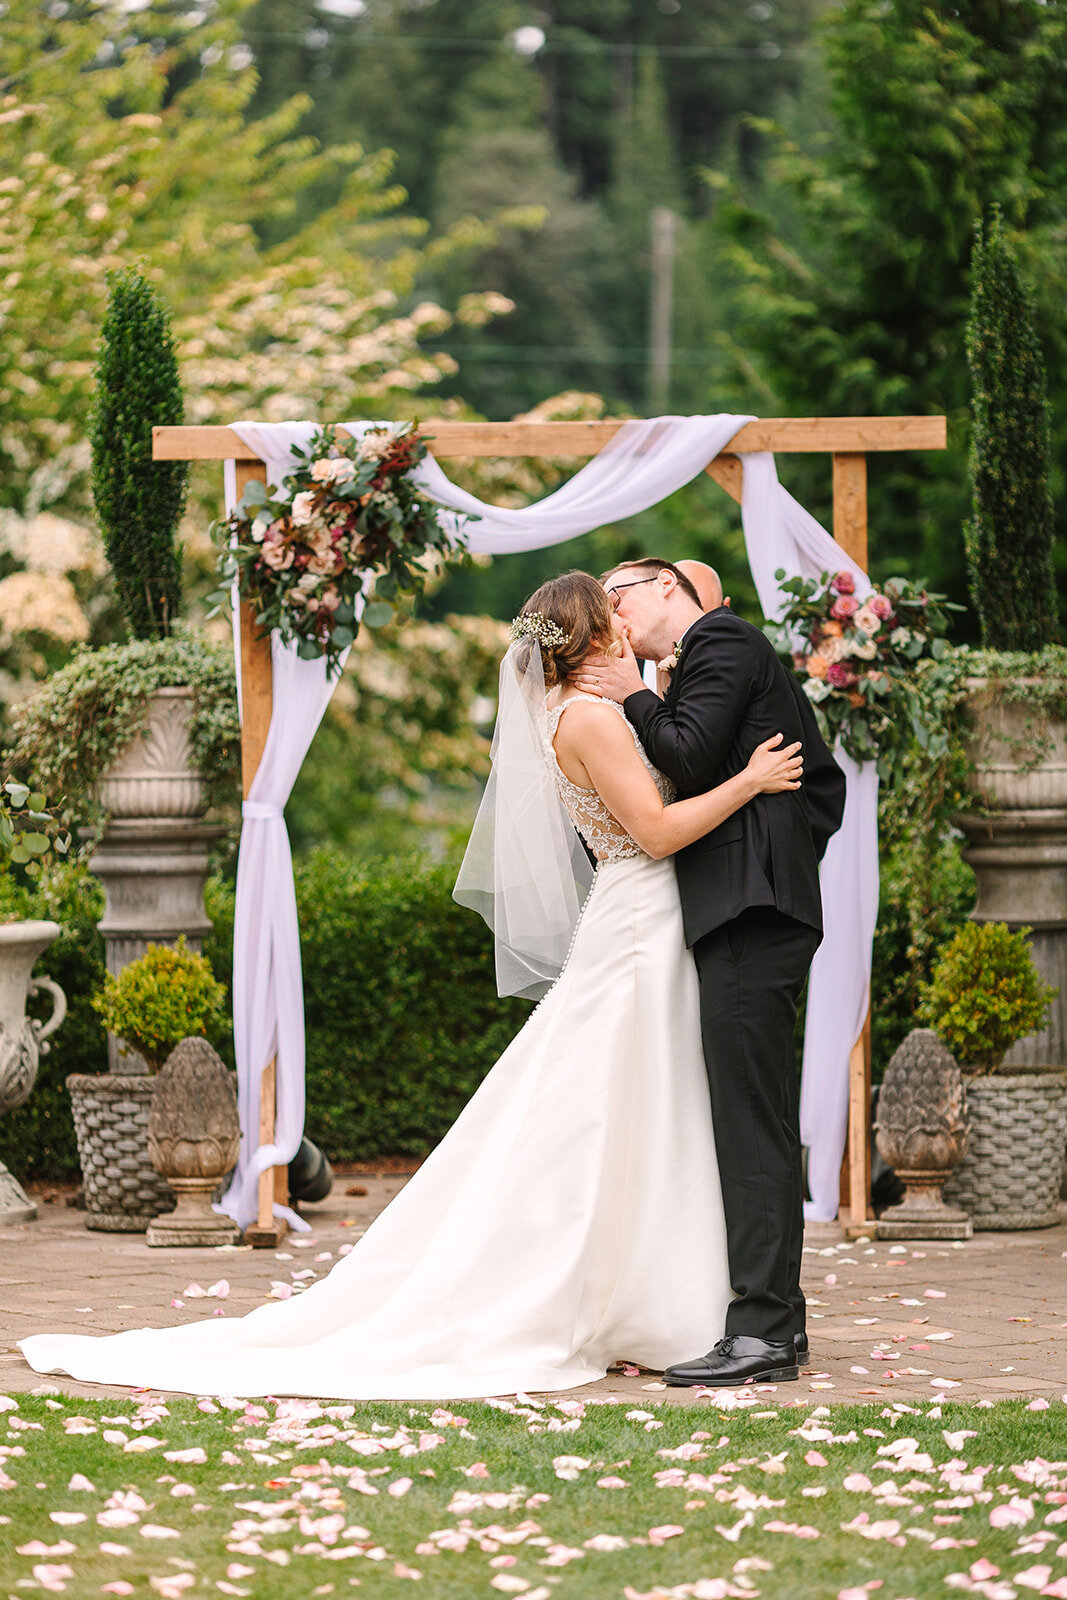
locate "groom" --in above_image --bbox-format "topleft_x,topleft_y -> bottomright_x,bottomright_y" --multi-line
575,558 -> 845,1386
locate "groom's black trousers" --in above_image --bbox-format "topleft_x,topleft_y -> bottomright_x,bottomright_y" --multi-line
692,906 -> 821,1346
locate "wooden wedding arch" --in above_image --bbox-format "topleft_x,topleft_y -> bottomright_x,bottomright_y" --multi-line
154,414 -> 947,1245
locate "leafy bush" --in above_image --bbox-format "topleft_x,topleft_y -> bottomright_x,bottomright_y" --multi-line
918,921 -> 1058,1074
92,937 -> 227,1072
206,850 -> 529,1161
90,266 -> 186,639
4,624 -> 240,817
0,862 -> 108,1181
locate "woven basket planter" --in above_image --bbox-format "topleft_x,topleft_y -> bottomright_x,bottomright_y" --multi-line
942,1071 -> 1067,1230
67,1073 -> 175,1232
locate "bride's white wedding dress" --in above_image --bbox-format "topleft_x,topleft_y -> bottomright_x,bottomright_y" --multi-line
21,696 -> 732,1399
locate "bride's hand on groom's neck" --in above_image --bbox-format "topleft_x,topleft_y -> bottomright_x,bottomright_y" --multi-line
575,634 -> 646,703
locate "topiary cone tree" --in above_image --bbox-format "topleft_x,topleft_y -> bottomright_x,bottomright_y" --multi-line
90,266 -> 187,639
963,209 -> 1059,652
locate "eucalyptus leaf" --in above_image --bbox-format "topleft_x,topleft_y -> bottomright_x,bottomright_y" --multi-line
4,782 -> 29,807
362,602 -> 395,629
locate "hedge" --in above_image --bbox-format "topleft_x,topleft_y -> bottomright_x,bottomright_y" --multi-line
0,851 -> 529,1180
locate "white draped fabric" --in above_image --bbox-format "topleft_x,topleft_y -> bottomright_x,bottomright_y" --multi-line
219,414 -> 877,1229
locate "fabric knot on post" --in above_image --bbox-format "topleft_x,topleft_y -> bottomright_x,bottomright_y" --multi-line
241,801 -> 283,820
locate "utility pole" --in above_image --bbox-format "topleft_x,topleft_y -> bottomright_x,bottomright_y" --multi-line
648,205 -> 676,414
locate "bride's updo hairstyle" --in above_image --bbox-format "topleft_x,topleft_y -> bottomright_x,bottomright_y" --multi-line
512,571 -> 618,688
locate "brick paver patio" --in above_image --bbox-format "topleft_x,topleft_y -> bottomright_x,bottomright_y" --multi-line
2,1180 -> 1065,1405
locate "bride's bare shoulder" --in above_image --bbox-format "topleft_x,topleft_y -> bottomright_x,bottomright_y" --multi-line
554,697 -> 631,747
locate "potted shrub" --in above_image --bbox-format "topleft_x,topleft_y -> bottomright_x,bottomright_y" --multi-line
0,783 -> 70,1225
953,209 -> 1066,1062
919,921 -> 1062,1229
67,937 -> 228,1231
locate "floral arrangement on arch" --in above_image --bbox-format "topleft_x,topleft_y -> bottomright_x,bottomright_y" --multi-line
769,568 -> 962,781
210,424 -> 464,675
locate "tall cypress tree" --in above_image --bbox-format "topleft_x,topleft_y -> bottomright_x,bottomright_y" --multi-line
964,210 -> 1058,652
90,267 -> 186,639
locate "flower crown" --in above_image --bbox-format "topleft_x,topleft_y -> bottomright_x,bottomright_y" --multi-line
509,611 -> 571,651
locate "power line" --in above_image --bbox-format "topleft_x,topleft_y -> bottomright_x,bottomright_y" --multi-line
423,344 -> 720,366
242,31 -> 805,60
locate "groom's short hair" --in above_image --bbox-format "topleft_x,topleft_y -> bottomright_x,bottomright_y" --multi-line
602,557 -> 701,608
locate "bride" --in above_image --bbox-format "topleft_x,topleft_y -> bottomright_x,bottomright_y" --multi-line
20,571 -> 801,1400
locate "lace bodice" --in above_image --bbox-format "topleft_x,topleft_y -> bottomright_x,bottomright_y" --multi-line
545,693 -> 675,863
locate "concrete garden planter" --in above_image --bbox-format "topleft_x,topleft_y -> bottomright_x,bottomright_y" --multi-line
67,1072 -> 175,1232
942,1070 -> 1067,1230
957,680 -> 1067,1067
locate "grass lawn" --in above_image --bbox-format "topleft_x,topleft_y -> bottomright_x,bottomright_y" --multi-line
1,1388 -> 1066,1599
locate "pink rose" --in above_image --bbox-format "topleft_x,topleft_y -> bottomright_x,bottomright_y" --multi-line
831,571 -> 855,595
868,593 -> 893,619
830,594 -> 859,621
261,537 -> 294,571
825,662 -> 858,689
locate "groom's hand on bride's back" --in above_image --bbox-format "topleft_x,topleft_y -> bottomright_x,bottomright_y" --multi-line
575,634 -> 646,703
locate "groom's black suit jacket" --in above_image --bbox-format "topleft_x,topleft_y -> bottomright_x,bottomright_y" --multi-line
625,607 -> 846,950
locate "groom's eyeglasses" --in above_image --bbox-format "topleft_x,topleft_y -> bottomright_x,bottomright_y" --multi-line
606,576 -> 659,611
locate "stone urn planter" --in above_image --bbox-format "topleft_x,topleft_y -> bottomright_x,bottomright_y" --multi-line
874,1029 -> 972,1240
0,921 -> 67,1225
146,1037 -> 241,1247
942,1068 -> 1067,1230
96,686 -> 208,819
957,679 -> 1067,1065
67,1073 -> 176,1232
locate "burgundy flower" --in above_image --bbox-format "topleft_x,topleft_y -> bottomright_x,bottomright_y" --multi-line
831,571 -> 856,596
825,661 -> 858,689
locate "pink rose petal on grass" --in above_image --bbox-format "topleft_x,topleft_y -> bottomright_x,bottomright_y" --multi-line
990,1498 -> 1034,1529
648,1525 -> 685,1545
1039,1579 -> 1067,1598
1027,1399 -> 1051,1412
805,1451 -> 828,1467
68,1474 -> 95,1492
50,1512 -> 86,1525
101,1586 -> 134,1597
970,1560 -> 1001,1580
1013,1567 -> 1052,1591
31,1567 -> 74,1594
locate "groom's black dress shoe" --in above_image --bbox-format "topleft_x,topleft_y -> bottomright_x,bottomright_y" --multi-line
664,1335 -> 799,1388
795,1333 -> 810,1365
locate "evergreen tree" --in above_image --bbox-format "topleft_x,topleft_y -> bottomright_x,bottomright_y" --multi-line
430,47 -> 617,416
704,0 -> 1067,614
90,268 -> 186,640
964,211 -> 1058,651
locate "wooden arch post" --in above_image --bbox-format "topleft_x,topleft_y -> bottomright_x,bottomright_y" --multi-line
155,414 -> 946,1240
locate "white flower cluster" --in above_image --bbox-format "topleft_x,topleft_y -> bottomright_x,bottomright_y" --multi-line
509,612 -> 571,651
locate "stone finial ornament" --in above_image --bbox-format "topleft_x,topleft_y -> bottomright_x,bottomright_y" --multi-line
146,1035 -> 242,1247
874,1027 -> 973,1240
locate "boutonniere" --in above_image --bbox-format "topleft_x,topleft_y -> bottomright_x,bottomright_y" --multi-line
657,641 -> 683,675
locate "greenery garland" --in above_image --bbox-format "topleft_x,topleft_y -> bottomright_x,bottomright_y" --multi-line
3,626 -> 240,816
